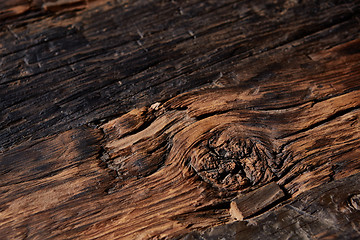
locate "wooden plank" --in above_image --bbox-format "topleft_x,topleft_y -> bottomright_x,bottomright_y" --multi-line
1,0 -> 359,150
0,0 -> 359,239
2,39 -> 358,237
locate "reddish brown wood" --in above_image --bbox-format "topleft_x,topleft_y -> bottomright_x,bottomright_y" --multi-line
0,0 -> 359,239
230,182 -> 285,221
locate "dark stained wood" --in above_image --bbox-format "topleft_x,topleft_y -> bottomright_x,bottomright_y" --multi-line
1,0 -> 359,150
0,0 -> 360,239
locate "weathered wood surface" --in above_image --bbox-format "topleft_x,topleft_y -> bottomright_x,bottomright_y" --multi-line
229,182 -> 285,221
183,172 -> 360,240
1,0 -> 360,239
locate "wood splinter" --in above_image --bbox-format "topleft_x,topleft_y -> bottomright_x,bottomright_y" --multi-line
230,182 -> 285,221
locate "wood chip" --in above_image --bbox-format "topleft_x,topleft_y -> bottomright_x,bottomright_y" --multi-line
230,182 -> 285,221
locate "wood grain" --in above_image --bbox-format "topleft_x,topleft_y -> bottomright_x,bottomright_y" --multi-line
1,0 -> 359,150
230,182 -> 285,221
95,41 -> 360,236
0,0 -> 103,20
2,38 -> 359,238
0,0 -> 360,239
183,172 -> 360,240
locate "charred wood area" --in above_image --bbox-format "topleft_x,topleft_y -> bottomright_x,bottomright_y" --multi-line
1,0 -> 360,239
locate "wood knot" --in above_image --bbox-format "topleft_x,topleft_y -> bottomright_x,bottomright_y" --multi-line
100,91 -> 291,194
188,127 -> 276,191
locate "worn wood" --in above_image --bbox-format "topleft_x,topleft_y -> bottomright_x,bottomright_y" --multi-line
1,0 -> 359,150
0,0 -> 100,21
183,172 -> 360,240
230,182 -> 285,221
0,0 -> 360,239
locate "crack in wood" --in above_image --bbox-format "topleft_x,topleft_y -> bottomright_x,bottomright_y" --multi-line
95,74 -> 360,234
1,1 -> 360,239
98,89 -> 297,202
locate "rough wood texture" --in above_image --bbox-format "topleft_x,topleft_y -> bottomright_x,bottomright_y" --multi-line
183,172 -> 360,240
1,0 -> 359,150
230,182 -> 285,221
1,0 -> 360,239
0,0 -> 99,20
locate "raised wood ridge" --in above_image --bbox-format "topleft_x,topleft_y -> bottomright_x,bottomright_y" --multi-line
0,0 -> 359,239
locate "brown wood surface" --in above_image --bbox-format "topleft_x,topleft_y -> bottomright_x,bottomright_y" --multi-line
230,182 -> 285,221
0,0 -> 360,239
183,172 -> 360,240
